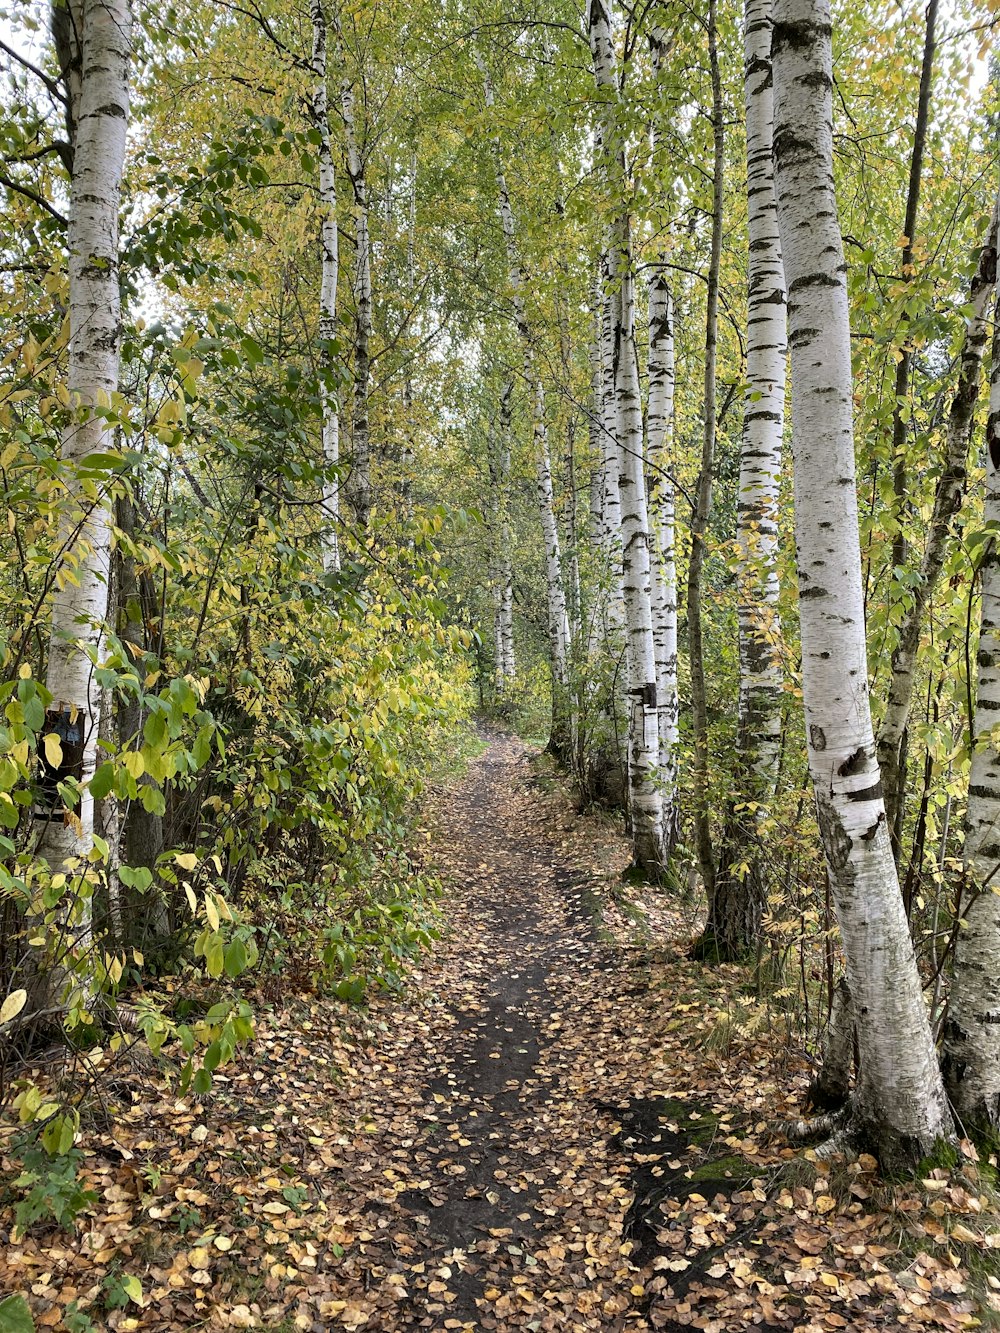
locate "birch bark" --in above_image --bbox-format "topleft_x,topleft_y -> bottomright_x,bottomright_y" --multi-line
704,0 -> 787,958
38,0 -> 132,896
588,0 -> 665,875
646,265 -> 679,849
942,287 -> 1000,1136
646,25 -> 680,848
772,0 -> 951,1166
311,0 -> 340,573
333,10 -> 372,529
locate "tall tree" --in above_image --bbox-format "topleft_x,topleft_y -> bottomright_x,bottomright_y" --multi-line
38,0 -> 132,890
334,7 -> 373,530
589,0 -> 666,877
771,0 -> 951,1166
686,0 -> 725,901
942,278 -> 1000,1138
310,0 -> 341,573
702,0 -> 787,959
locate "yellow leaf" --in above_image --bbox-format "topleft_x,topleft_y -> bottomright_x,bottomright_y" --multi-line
205,894 -> 220,932
0,988 -> 27,1026
123,750 -> 145,779
175,852 -> 198,871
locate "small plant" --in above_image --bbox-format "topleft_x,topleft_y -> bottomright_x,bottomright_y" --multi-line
11,1144 -> 97,1238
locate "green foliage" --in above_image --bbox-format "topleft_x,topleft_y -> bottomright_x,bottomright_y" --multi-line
9,1143 -> 97,1237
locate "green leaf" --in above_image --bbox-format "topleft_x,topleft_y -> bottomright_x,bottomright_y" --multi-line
120,1275 -> 143,1306
89,762 -> 115,801
0,1294 -> 35,1333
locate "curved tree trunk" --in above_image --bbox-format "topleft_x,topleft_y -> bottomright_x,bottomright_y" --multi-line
877,195 -> 1000,840
772,0 -> 952,1169
686,0 -> 724,903
942,284 -> 1000,1138
310,0 -> 341,573
703,0 -> 787,960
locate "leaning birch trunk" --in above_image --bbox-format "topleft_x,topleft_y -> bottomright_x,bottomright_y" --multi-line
702,0 -> 787,959
311,0 -> 340,572
686,0 -> 724,904
877,195 -> 1000,837
589,0 -> 665,876
36,0 -> 132,963
477,52 -> 571,742
334,10 -> 372,529
941,287 -> 1000,1137
772,0 -> 952,1167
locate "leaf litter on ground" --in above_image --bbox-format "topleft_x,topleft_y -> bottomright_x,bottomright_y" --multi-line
1,732 -> 997,1330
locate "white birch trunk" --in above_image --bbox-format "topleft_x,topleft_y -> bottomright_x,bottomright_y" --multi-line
877,195 -> 1000,832
492,379 -> 516,692
311,0 -> 340,573
334,10 -> 372,529
38,0 -> 131,903
646,265 -> 679,846
589,0 -> 665,873
942,285 -> 1000,1136
400,151 -> 417,514
736,0 -> 786,786
598,267 -> 625,634
617,265 -> 666,871
705,0 -> 788,958
772,0 -> 951,1166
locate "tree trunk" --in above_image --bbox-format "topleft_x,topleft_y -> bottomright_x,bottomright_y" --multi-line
686,0 -> 724,902
704,0 -> 787,960
334,10 -> 372,529
589,0 -> 665,876
772,0 -> 952,1168
647,27 -> 680,853
941,283 -> 1000,1138
37,0 -> 132,910
311,0 -> 341,572
491,379 -> 516,700
877,195 -> 1000,840
882,0 -> 939,853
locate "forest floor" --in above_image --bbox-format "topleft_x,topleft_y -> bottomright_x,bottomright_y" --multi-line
2,730 -> 998,1331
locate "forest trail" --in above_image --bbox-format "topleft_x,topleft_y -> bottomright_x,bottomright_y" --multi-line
0,734 -> 986,1332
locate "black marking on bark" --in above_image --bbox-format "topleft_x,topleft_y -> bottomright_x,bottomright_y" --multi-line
810,725 -> 826,751
837,747 -> 867,778
847,781 -> 883,803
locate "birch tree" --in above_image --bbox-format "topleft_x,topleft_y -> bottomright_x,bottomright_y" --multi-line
334,8 -> 372,530
588,0 -> 665,876
37,0 -> 132,899
771,0 -> 951,1166
311,0 -> 340,573
646,24 -> 679,848
704,0 -> 786,959
941,286 -> 1000,1137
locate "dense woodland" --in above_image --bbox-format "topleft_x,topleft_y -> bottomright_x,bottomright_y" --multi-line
1,0 -> 1000,1325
